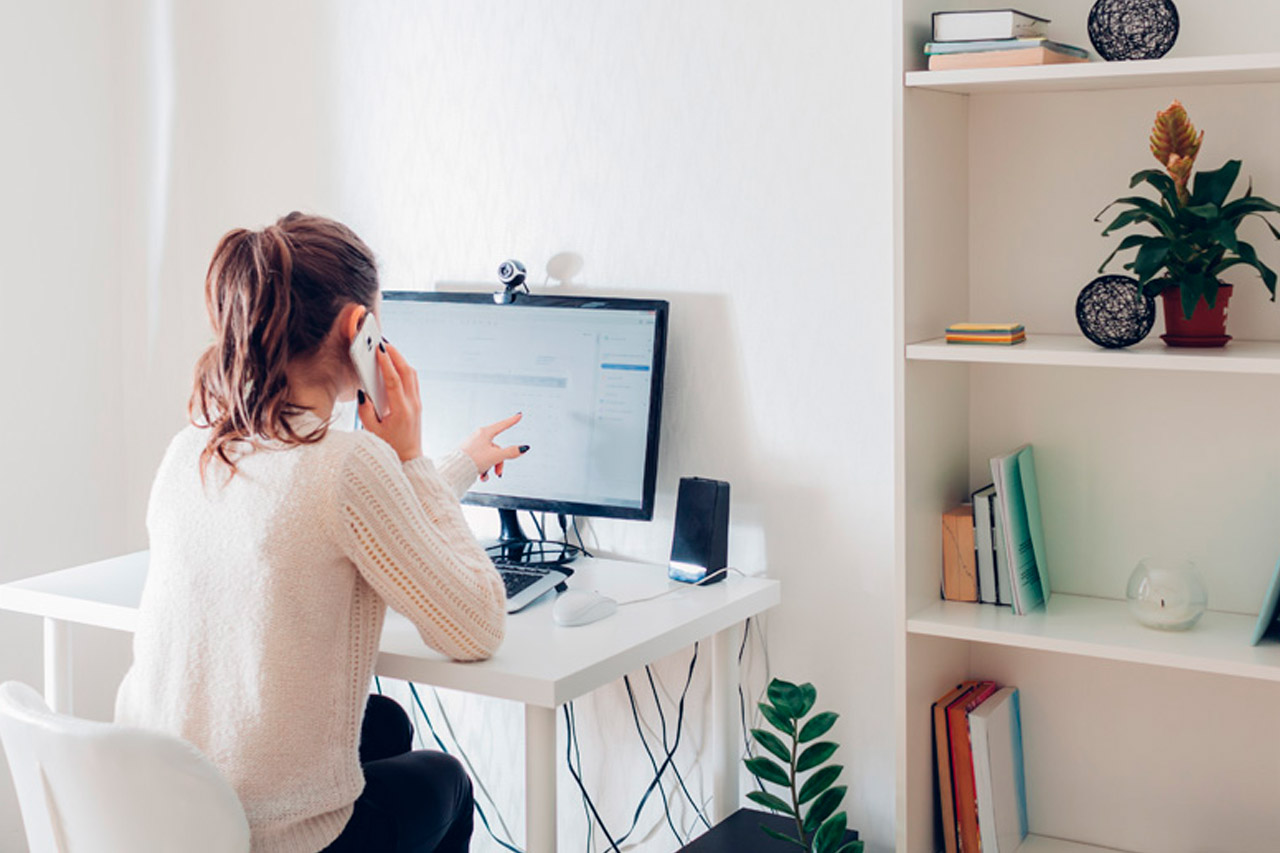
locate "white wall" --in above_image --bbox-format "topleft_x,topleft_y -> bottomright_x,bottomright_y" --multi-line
0,2 -> 897,850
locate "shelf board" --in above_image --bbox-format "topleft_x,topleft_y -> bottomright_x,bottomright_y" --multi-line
1017,837 -> 1131,853
905,51 -> 1280,95
906,334 -> 1280,374
908,593 -> 1280,682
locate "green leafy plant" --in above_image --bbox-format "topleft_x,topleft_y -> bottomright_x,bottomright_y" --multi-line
744,678 -> 863,853
1096,99 -> 1280,320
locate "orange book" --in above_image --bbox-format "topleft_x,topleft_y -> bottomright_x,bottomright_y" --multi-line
934,682 -> 979,853
942,505 -> 979,602
928,47 -> 1089,71
948,681 -> 1000,853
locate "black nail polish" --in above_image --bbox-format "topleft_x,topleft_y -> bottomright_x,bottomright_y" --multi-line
379,342 -> 386,353
519,445 -> 530,453
357,390 -> 366,405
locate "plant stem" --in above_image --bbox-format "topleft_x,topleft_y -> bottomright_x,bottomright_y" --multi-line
790,723 -> 805,845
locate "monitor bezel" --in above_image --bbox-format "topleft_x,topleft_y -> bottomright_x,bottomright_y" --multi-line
380,290 -> 669,522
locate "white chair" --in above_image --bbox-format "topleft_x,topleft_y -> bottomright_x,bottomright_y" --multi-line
0,681 -> 249,853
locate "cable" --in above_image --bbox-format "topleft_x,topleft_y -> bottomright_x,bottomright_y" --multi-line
736,618 -> 767,795
623,676 -> 684,846
614,567 -> 746,607
570,696 -> 594,853
527,511 -> 546,541
568,645 -> 705,851
564,702 -> 622,851
644,654 -> 711,831
428,687 -> 519,847
407,684 -> 523,853
571,516 -> 594,558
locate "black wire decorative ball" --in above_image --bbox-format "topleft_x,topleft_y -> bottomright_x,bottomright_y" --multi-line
1088,0 -> 1179,61
1076,275 -> 1156,348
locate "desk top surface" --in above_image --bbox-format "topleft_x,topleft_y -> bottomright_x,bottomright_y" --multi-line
0,552 -> 779,707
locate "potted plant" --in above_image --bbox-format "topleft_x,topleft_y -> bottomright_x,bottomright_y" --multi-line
743,679 -> 863,853
1096,99 -> 1280,346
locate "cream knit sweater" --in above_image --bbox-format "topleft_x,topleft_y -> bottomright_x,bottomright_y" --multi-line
115,415 -> 507,853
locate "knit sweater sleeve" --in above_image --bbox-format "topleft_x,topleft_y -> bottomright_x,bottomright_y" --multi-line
333,435 -> 506,661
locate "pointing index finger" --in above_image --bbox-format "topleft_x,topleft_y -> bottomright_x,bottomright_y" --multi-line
484,412 -> 523,438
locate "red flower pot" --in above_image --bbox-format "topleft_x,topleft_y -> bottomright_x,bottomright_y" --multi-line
1160,284 -> 1234,347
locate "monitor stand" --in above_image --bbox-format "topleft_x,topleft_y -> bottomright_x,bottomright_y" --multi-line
486,509 -> 580,568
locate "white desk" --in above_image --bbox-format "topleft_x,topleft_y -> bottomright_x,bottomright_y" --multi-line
0,551 -> 779,852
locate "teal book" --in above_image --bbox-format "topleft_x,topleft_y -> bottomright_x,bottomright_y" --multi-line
925,38 -> 1089,59
1251,556 -> 1280,645
990,445 -> 1050,615
970,687 -> 1029,853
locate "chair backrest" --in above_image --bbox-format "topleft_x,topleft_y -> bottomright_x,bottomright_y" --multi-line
0,681 -> 250,853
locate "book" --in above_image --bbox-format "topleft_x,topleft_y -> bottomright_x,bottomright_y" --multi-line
967,484 -> 1008,604
947,323 -> 1025,333
926,38 -> 1088,58
942,504 -> 980,602
946,323 -> 1027,345
971,485 -> 999,605
1252,555 -> 1280,644
948,681 -> 999,853
990,445 -> 1051,615
970,687 -> 1029,853
933,682 -> 978,853
991,500 -> 1012,606
946,333 -> 1026,345
928,45 -> 1089,71
932,9 -> 1049,42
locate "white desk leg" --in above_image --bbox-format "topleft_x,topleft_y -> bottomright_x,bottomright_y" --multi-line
525,703 -> 557,853
43,617 -> 72,714
711,623 -> 741,824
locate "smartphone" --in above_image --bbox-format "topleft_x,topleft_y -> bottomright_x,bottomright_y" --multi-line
349,311 -> 391,421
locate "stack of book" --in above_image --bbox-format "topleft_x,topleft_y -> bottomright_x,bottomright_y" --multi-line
941,444 -> 1051,615
933,681 -> 1028,853
945,323 -> 1026,345
927,9 -> 1089,71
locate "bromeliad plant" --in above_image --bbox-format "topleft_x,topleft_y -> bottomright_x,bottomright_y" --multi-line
1096,99 -> 1280,320
745,679 -> 863,853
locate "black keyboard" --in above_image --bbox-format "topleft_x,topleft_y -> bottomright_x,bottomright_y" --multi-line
493,560 -> 556,599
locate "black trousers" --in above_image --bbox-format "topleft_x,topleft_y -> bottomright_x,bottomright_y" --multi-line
322,694 -> 475,853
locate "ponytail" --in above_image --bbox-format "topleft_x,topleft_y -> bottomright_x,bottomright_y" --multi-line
190,213 -> 379,479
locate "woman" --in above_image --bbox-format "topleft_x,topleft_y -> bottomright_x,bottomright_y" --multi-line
115,212 -> 522,852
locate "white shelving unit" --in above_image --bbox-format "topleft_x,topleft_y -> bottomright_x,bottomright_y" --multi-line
894,3 -> 1280,852
905,51 -> 1280,94
906,335 -> 1280,375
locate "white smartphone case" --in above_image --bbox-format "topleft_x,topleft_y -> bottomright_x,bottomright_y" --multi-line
349,312 -> 391,420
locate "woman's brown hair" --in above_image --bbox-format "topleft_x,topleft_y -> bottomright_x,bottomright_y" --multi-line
190,212 -> 378,477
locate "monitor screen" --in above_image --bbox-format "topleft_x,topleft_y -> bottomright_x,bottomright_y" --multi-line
379,292 -> 668,520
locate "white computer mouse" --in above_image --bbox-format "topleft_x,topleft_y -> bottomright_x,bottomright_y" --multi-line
552,590 -> 619,627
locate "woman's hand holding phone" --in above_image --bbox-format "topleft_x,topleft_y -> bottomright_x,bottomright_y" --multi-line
357,342 -> 423,463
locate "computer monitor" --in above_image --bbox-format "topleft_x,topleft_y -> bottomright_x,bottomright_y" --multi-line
379,291 -> 668,560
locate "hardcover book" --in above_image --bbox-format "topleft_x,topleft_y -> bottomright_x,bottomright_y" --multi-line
931,9 -> 1049,43
928,46 -> 1088,71
971,486 -> 998,604
943,504 -> 980,602
933,682 -> 978,853
948,681 -> 1000,853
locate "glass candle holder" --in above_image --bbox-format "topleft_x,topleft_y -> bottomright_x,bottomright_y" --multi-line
1126,557 -> 1207,631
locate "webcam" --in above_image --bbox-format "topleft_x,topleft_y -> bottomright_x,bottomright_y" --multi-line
494,259 -> 528,304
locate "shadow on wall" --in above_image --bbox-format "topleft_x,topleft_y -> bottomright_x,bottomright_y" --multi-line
437,265 -> 837,595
